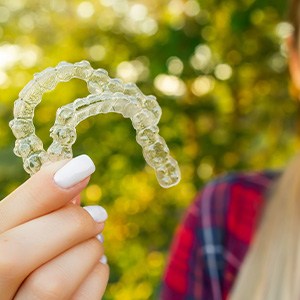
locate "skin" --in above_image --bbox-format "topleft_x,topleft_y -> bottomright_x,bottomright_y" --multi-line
0,159 -> 109,300
288,36 -> 300,92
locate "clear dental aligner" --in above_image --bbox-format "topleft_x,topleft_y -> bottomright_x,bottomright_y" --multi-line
9,60 -> 181,188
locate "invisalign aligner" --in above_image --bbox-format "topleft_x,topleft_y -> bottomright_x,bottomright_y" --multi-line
9,60 -> 181,188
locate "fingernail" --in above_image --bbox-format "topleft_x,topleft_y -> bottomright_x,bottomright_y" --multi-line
96,233 -> 104,243
53,155 -> 95,189
100,255 -> 107,264
83,205 -> 108,222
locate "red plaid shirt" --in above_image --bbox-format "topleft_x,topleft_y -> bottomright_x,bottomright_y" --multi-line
161,171 -> 279,300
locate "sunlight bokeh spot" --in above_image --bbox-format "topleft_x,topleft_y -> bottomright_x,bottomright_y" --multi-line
77,1 -> 95,19
197,161 -> 214,180
276,22 -> 293,39
129,4 -> 148,22
85,184 -> 102,203
191,76 -> 215,96
184,0 -> 200,17
0,71 -> 7,86
154,74 -> 186,97
88,44 -> 106,61
167,56 -> 184,75
214,64 -> 233,80
0,44 -> 21,70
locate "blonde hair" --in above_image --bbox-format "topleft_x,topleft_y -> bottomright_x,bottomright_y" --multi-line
230,1 -> 300,299
230,155 -> 300,299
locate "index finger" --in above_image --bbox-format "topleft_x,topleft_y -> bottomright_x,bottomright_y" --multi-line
0,154 -> 95,234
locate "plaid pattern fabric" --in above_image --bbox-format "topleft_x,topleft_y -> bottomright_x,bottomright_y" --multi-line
160,171 -> 280,300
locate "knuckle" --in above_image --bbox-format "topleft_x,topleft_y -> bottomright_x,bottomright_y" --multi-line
26,272 -> 65,300
0,255 -> 16,279
95,262 -> 110,279
65,205 -> 93,233
85,238 -> 104,258
94,264 -> 110,283
0,241 -> 21,279
103,264 -> 110,278
22,175 -> 50,208
25,189 -> 47,211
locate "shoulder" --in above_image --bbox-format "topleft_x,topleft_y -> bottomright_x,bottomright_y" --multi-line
193,170 -> 280,213
220,171 -> 279,243
198,170 -> 279,201
190,170 -> 281,242
161,171 -> 280,299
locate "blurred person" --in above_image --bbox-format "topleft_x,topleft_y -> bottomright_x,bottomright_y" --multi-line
161,0 -> 300,299
0,154 -> 109,299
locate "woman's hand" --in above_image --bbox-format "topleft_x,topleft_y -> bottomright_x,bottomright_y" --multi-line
0,155 -> 109,300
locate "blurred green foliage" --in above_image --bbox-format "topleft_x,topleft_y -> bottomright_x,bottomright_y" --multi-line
0,0 -> 298,299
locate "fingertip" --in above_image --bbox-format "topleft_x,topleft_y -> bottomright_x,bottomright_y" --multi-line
100,255 -> 107,264
36,155 -> 95,191
53,155 -> 95,189
83,206 -> 108,223
15,156 -> 95,213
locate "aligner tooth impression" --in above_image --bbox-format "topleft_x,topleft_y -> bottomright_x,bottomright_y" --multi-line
9,61 -> 181,188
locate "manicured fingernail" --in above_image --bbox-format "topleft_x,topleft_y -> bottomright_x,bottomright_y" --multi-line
83,205 -> 108,222
96,233 -> 104,243
54,155 -> 95,189
100,255 -> 107,264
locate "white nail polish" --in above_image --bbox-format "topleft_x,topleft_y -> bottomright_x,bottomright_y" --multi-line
96,233 -> 104,243
54,155 -> 95,189
83,205 -> 108,222
100,255 -> 107,264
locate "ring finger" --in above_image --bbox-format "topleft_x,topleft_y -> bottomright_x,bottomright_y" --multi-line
14,237 -> 105,300
71,262 -> 109,300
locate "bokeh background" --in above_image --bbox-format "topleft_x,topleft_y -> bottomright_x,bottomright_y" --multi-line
0,0 -> 298,299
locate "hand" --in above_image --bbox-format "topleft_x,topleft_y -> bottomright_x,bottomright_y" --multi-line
0,155 -> 109,300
